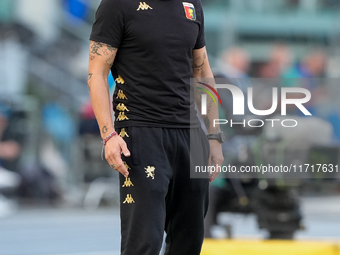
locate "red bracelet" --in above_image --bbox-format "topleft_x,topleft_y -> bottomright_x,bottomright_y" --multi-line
103,131 -> 118,146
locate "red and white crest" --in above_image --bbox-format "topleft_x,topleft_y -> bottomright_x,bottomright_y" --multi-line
182,2 -> 196,21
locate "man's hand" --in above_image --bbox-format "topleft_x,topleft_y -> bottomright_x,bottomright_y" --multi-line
192,47 -> 225,182
208,140 -> 224,182
105,136 -> 130,178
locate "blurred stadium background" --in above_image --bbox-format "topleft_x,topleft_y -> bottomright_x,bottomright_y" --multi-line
1,0 -> 340,254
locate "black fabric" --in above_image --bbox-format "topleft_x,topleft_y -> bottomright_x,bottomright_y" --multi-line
90,0 -> 205,128
118,127 -> 210,255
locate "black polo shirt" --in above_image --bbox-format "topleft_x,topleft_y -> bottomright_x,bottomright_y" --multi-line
90,0 -> 205,128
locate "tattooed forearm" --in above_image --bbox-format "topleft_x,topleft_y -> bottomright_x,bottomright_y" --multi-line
88,73 -> 93,81
87,73 -> 93,91
194,86 -> 204,108
203,116 -> 210,129
194,80 -> 215,131
202,99 -> 213,129
194,61 -> 204,70
102,126 -> 108,134
106,55 -> 115,68
207,98 -> 213,113
91,42 -> 103,56
194,52 -> 206,71
195,86 -> 204,96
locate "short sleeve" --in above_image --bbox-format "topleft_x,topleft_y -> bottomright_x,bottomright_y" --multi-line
90,0 -> 124,48
194,2 -> 205,49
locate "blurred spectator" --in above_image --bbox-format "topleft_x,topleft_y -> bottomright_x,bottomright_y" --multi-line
0,102 -> 21,164
217,47 -> 250,78
259,43 -> 293,78
0,102 -> 21,217
215,46 -> 252,127
18,102 -> 72,203
284,48 -> 327,80
282,48 -> 327,104
282,48 -> 340,142
282,48 -> 327,114
215,46 -> 252,121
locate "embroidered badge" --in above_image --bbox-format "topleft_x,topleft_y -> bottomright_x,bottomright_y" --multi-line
137,2 -> 153,11
123,194 -> 135,203
182,2 -> 196,21
122,177 -> 134,187
116,103 -> 130,112
117,112 -> 129,121
116,90 -> 128,100
145,166 -> 155,179
119,128 -> 129,138
115,75 -> 125,85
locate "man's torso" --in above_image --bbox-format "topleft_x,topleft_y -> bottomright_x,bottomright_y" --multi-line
91,0 -> 205,128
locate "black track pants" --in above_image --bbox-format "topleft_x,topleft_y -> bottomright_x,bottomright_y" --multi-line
118,127 -> 210,255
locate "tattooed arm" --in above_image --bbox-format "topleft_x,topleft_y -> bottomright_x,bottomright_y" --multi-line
193,46 -> 219,134
88,41 -> 130,177
193,46 -> 224,182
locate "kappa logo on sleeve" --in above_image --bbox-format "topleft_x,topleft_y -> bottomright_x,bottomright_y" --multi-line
182,2 -> 196,21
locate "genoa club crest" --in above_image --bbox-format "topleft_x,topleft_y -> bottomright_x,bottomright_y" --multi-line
183,2 -> 196,21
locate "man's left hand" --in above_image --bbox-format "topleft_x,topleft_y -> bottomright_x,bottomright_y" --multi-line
208,140 -> 224,182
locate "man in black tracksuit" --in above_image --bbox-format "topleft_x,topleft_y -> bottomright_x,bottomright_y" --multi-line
88,0 -> 224,254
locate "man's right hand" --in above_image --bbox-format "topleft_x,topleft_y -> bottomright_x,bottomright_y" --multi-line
105,135 -> 131,177
88,40 -> 129,176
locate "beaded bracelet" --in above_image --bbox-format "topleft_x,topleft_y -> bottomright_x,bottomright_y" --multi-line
103,131 -> 118,146
101,131 -> 118,160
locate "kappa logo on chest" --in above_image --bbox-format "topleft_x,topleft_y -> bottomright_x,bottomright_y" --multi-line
137,2 -> 153,11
